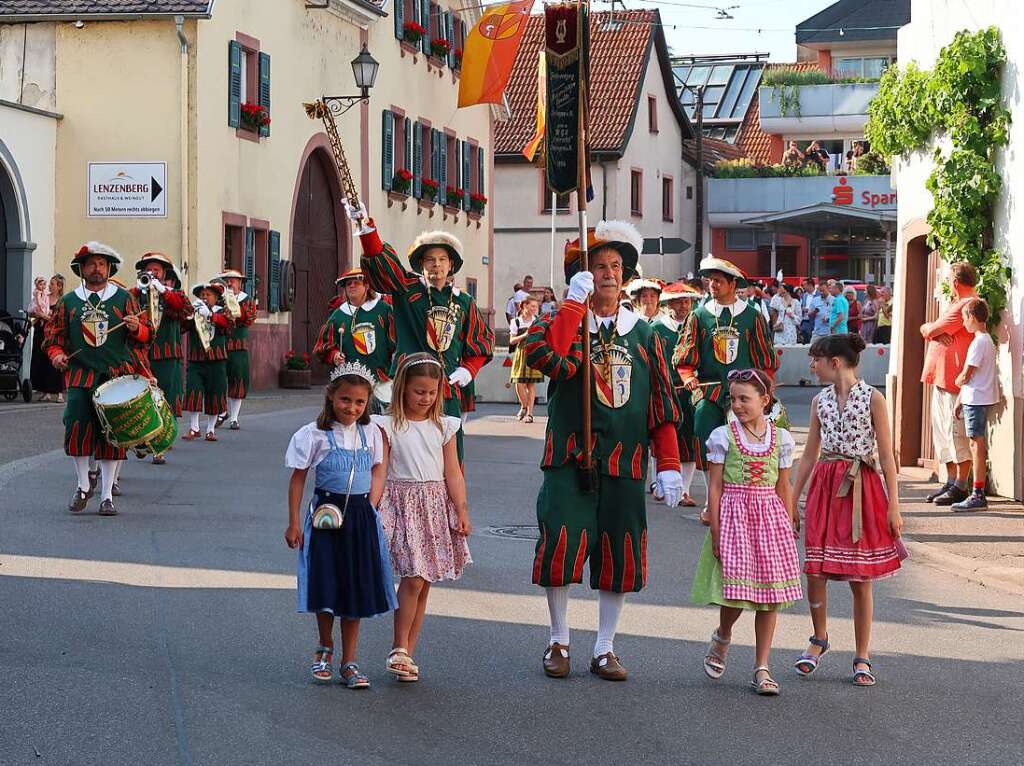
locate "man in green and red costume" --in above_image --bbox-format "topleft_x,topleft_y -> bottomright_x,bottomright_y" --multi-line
44,242 -> 152,516
525,220 -> 683,682
344,201 -> 493,459
130,251 -> 192,464
651,281 -> 703,507
673,256 -> 778,513
183,281 -> 232,441
214,269 -> 257,430
313,267 -> 396,413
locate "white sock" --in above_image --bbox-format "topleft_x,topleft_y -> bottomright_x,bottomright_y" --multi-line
205,414 -> 218,434
227,397 -> 242,422
681,462 -> 697,494
99,460 -> 117,502
545,585 -> 571,645
189,412 -> 200,432
593,590 -> 626,658
73,457 -> 91,491
88,456 -> 97,472
112,460 -> 123,482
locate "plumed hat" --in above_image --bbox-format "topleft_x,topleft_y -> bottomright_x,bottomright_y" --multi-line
71,242 -> 123,278
134,251 -> 176,273
563,220 -> 642,282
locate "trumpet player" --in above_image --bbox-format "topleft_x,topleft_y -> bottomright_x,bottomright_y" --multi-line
214,269 -> 257,430
183,282 -> 231,441
130,253 -> 193,464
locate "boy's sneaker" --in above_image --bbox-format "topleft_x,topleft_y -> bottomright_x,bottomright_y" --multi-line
934,486 -> 969,506
952,493 -> 988,512
926,481 -> 955,502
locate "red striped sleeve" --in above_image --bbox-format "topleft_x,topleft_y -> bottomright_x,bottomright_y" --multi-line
673,312 -> 700,384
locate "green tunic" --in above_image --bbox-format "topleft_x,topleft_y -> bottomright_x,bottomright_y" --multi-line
313,297 -> 396,382
651,313 -> 697,464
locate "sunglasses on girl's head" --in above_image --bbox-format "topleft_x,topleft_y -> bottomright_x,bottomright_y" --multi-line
728,369 -> 769,388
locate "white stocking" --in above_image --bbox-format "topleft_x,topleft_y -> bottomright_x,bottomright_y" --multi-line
227,397 -> 243,422
205,414 -> 218,434
112,460 -> 124,482
189,412 -> 201,433
73,457 -> 91,491
680,462 -> 697,494
98,460 -> 118,502
594,590 -> 626,658
545,585 -> 571,645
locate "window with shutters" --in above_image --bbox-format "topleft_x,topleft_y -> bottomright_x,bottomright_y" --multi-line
230,33 -> 269,141
662,176 -> 673,222
251,222 -> 270,308
224,221 -> 245,271
452,15 -> 465,69
466,277 -> 478,300
416,121 -> 433,198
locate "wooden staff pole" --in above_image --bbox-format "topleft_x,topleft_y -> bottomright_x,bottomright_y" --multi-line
576,15 -> 593,482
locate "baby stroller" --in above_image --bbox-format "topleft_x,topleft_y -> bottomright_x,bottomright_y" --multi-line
0,309 -> 33,402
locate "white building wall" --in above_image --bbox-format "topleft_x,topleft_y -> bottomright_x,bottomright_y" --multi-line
891,0 -> 1024,498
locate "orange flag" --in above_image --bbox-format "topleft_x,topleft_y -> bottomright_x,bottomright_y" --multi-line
522,51 -> 546,161
458,0 -> 535,108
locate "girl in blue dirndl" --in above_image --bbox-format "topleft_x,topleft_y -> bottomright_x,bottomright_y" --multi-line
285,363 -> 397,688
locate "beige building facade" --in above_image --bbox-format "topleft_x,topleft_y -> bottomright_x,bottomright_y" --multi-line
0,0 -> 494,386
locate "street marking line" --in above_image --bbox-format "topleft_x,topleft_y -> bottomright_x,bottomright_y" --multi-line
0,554 -> 1018,660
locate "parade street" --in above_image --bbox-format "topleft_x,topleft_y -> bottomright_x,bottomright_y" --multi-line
1,391 -> 1021,766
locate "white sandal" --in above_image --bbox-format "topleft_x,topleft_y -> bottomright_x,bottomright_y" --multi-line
703,630 -> 730,679
386,648 -> 419,682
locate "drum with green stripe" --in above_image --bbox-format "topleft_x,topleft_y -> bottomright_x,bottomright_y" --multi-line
92,375 -> 164,448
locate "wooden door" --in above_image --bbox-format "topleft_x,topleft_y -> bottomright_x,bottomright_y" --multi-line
290,150 -> 347,382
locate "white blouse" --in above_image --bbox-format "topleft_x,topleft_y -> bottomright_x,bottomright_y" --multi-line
706,423 -> 795,469
285,421 -> 385,471
372,414 -> 461,482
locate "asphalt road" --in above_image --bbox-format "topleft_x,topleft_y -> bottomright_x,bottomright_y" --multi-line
0,393 -> 1021,766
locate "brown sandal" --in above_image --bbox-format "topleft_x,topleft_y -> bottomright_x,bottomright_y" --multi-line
182,429 -> 201,441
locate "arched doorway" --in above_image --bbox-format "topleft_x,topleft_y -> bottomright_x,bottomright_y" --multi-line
290,145 -> 349,382
894,229 -> 940,469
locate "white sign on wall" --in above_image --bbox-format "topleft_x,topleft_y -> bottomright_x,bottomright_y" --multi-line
88,162 -> 167,218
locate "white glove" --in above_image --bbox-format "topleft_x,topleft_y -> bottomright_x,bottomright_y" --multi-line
566,271 -> 595,304
448,366 -> 472,388
152,278 -> 167,294
656,470 -> 684,508
342,199 -> 375,235
196,304 -> 212,319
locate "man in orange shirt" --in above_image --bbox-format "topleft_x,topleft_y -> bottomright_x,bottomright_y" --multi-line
919,262 -> 978,505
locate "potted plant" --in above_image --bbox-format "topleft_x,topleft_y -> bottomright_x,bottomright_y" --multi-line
421,177 -> 439,202
279,350 -> 312,389
392,168 -> 413,195
240,102 -> 271,131
402,21 -> 427,45
470,192 -> 487,214
445,185 -> 462,207
431,37 -> 451,60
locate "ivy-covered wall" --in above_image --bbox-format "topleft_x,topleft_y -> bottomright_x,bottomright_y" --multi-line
866,27 -> 1011,325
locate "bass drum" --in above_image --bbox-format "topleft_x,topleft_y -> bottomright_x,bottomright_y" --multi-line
93,375 -> 164,448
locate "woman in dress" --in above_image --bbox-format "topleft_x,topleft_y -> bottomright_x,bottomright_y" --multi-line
768,283 -> 799,346
30,273 -> 66,402
508,296 -> 543,422
858,284 -> 879,344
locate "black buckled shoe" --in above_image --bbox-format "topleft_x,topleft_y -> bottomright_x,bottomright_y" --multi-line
98,499 -> 118,516
111,482 -> 123,497
229,421 -> 240,431
86,470 -> 99,499
68,488 -> 89,514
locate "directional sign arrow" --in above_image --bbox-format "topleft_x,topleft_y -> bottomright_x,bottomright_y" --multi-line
151,177 -> 163,202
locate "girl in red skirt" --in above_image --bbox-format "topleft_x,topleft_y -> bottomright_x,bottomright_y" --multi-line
791,334 -> 903,686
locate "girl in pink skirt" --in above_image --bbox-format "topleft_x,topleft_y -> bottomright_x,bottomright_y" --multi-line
690,369 -> 801,696
372,352 -> 471,682
792,334 -> 903,687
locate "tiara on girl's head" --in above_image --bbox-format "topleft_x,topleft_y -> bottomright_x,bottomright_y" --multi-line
329,361 -> 375,384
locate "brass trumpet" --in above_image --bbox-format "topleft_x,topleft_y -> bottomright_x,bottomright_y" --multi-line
137,271 -> 162,332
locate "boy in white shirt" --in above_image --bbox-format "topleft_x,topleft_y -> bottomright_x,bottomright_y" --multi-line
952,298 -> 999,510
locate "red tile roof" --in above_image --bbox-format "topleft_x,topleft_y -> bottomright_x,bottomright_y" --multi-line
735,61 -> 822,165
496,9 -> 679,158
682,137 -> 747,174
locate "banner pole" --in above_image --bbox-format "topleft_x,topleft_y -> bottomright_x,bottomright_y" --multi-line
550,191 -> 557,292
577,3 -> 592,481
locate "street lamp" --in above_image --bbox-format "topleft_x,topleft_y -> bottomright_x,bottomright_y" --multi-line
321,43 -> 380,116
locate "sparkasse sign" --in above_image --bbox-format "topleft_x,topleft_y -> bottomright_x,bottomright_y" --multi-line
88,162 -> 167,218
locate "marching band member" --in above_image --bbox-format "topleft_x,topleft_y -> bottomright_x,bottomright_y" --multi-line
130,252 -> 193,464
183,282 -> 231,442
673,257 -> 778,518
626,276 -> 665,323
524,221 -> 683,682
215,269 -> 257,430
44,242 -> 152,516
651,282 -> 702,507
345,201 -> 493,461
313,268 -> 396,414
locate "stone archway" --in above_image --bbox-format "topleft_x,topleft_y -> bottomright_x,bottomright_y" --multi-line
289,140 -> 350,382
0,142 -> 32,314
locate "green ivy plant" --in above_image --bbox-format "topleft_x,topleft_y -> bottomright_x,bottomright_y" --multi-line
865,27 -> 1011,326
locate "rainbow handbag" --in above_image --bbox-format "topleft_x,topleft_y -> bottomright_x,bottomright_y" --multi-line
310,438 -> 357,530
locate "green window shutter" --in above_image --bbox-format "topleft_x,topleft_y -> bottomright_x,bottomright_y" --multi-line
413,121 -> 422,198
477,145 -> 485,197
382,110 -> 394,191
228,41 -> 242,128
439,134 -> 448,195
258,52 -> 271,137
404,116 -> 412,181
394,0 -> 404,39
268,230 -> 281,312
431,128 -> 441,185
461,140 -> 471,210
244,227 -> 256,298
445,12 -> 455,67
420,0 -> 431,55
